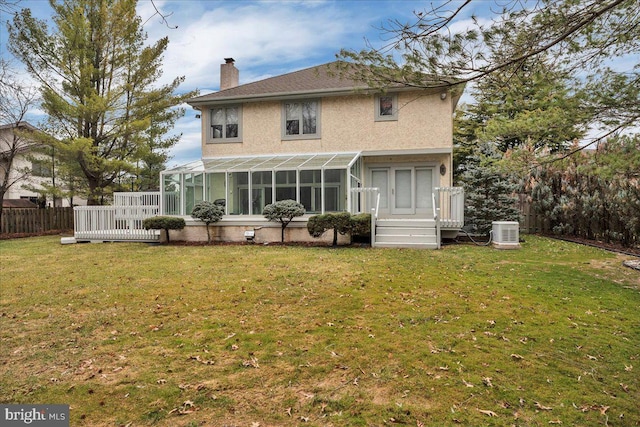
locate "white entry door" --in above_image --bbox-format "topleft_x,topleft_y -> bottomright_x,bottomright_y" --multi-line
370,166 -> 434,216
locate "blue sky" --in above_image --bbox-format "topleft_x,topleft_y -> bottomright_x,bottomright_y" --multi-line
1,0 -> 496,165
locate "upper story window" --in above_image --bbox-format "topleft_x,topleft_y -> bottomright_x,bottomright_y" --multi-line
282,100 -> 320,139
31,159 -> 52,177
210,106 -> 241,142
375,94 -> 398,121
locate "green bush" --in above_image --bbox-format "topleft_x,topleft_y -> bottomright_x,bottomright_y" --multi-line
350,213 -> 371,238
263,200 -> 306,242
143,216 -> 185,243
307,212 -> 352,246
191,201 -> 224,243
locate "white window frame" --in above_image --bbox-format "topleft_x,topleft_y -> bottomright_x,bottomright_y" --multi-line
281,99 -> 321,140
375,94 -> 398,122
207,105 -> 242,143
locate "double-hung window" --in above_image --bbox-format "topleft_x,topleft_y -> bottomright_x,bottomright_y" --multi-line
210,106 -> 241,142
282,100 -> 320,139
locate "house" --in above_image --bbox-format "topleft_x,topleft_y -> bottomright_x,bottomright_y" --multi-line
0,121 -> 78,208
159,59 -> 464,248
71,60 -> 465,246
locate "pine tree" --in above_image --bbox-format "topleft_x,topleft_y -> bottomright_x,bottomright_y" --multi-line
8,0 -> 196,204
460,144 -> 520,236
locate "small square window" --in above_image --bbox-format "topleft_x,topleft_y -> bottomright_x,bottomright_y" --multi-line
375,94 -> 398,121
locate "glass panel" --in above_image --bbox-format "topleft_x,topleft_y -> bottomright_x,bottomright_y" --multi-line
416,168 -> 433,209
228,172 -> 249,215
285,103 -> 300,135
184,173 -> 203,215
206,173 -> 226,209
252,171 -> 272,215
395,169 -> 412,209
371,169 -> 389,209
324,169 -> 346,212
300,169 -> 321,213
211,108 -> 224,138
302,101 -> 317,134
379,96 -> 394,116
275,170 -> 296,201
325,187 -> 339,212
163,174 -> 181,215
226,107 -> 238,138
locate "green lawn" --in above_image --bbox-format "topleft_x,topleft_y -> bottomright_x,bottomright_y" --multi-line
0,236 -> 638,426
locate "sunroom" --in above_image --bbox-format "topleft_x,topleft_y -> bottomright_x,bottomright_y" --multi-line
161,152 -> 363,218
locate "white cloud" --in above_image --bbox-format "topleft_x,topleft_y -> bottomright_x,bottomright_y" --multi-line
142,1 -> 372,92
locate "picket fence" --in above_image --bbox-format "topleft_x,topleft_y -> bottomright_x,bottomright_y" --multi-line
1,207 -> 74,234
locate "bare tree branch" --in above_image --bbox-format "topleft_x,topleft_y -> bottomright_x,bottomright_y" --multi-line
143,0 -> 177,29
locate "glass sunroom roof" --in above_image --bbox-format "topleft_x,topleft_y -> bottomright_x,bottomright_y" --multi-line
164,152 -> 361,173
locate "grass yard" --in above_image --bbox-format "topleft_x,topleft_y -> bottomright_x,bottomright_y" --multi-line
0,236 -> 638,427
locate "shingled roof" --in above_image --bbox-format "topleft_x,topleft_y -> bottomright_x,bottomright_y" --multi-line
187,61 -> 368,106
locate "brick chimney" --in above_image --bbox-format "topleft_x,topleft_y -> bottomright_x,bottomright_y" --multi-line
220,58 -> 239,91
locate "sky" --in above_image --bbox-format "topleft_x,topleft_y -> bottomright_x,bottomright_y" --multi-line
0,0 -> 528,166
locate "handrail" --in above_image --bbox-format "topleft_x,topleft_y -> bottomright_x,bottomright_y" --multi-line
432,192 -> 441,249
435,187 -> 464,229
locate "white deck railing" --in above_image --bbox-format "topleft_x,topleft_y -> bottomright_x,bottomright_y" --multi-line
74,192 -> 161,242
350,187 -> 380,247
436,187 -> 464,229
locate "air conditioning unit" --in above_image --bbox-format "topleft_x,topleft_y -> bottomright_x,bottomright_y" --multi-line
492,221 -> 520,249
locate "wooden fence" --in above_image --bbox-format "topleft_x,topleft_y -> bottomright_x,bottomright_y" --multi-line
518,194 -> 550,234
1,207 -> 74,234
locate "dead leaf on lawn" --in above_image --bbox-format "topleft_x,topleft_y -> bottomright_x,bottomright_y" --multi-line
511,354 -> 524,360
482,377 -> 493,387
462,379 -> 474,388
548,420 -> 562,424
477,409 -> 498,417
587,354 -> 598,361
168,400 -> 197,416
620,383 -> 629,392
535,402 -> 553,411
242,357 -> 259,368
189,355 -> 215,365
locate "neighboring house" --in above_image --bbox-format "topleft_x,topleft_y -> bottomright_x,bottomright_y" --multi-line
0,122 -> 51,207
159,59 -> 465,247
0,122 -> 87,208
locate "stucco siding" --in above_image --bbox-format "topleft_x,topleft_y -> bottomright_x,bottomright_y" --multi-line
201,91 -> 453,158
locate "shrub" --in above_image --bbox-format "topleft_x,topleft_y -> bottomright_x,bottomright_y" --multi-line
350,213 -> 371,240
307,212 -> 352,246
143,216 -> 185,243
191,201 -> 224,243
262,200 -> 306,242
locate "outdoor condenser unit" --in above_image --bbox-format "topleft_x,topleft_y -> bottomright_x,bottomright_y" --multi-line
492,221 -> 521,249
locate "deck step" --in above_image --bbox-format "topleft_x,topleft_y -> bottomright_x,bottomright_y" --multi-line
373,218 -> 439,249
374,241 -> 439,249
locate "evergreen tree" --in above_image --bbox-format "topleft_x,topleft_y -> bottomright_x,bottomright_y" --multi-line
460,144 -> 520,236
8,0 -> 196,204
